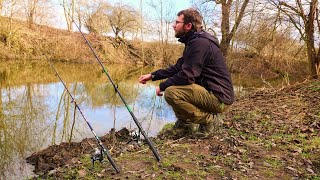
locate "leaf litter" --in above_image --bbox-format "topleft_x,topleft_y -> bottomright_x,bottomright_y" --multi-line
26,79 -> 320,179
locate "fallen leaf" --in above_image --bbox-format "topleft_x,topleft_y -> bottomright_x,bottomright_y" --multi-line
78,170 -> 87,177
285,166 -> 297,173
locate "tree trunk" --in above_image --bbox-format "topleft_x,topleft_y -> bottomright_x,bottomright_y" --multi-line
76,2 -> 81,31
27,0 -> 38,27
306,45 -> 319,78
219,0 -> 249,57
275,0 -> 319,78
305,0 -> 319,78
140,0 -> 146,65
0,86 -> 3,120
220,0 -> 232,56
28,11 -> 34,26
0,0 -> 4,12
115,30 -> 119,39
305,30 -> 318,78
63,0 -> 74,32
70,0 -> 74,31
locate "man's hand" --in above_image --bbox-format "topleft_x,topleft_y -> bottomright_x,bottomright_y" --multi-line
139,74 -> 152,84
156,87 -> 163,96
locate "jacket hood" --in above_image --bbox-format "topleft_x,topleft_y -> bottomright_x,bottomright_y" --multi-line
178,31 -> 220,48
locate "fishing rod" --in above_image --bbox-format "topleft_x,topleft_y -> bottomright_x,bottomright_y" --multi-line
63,6 -> 161,162
46,57 -> 120,173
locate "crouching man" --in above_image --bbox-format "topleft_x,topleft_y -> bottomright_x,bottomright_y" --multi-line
139,8 -> 234,138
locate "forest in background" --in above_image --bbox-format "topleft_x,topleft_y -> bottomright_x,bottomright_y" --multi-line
0,0 -> 319,80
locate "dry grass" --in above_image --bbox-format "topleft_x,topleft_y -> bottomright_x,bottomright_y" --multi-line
0,16 -> 312,81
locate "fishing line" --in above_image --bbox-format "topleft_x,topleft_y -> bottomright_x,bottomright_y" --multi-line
45,56 -> 120,173
61,5 -> 161,162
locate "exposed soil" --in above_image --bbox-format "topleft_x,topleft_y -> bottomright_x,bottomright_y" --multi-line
26,79 -> 320,179
26,128 -> 136,175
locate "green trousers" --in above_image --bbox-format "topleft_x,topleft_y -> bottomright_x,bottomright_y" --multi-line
164,84 -> 229,125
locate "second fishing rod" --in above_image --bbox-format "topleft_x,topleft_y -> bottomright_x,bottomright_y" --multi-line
64,7 -> 161,162
47,58 -> 120,173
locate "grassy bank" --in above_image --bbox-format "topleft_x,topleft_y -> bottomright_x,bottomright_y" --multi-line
27,79 -> 320,179
0,16 -> 311,82
0,16 -> 183,66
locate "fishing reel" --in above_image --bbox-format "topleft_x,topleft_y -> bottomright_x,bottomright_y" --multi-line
91,147 -> 104,168
128,130 -> 142,145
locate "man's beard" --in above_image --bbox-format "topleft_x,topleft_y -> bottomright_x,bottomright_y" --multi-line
175,30 -> 186,38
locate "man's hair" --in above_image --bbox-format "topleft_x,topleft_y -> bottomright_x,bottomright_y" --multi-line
177,8 -> 203,32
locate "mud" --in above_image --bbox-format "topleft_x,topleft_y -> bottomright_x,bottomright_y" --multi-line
26,128 -> 137,175
26,79 -> 320,179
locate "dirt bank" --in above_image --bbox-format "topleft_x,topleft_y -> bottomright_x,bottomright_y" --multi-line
27,79 -> 320,179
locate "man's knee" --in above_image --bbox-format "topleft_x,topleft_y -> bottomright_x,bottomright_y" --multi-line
164,86 -> 176,104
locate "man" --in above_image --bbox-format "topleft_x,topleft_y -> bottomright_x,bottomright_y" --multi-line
139,8 -> 234,137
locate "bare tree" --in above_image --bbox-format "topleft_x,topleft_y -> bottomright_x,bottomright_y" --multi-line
269,0 -> 320,78
74,0 -> 88,31
139,0 -> 146,65
84,2 -> 110,34
192,0 -> 219,35
26,0 -> 38,25
85,2 -> 139,39
107,4 -> 140,39
146,0 -> 176,66
0,0 -> 4,12
62,0 -> 74,31
1,0 -> 21,48
23,0 -> 51,26
147,0 -> 175,44
200,0 -> 250,56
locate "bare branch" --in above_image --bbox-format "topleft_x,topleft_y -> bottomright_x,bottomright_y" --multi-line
229,0 -> 249,40
296,0 -> 307,22
279,1 -> 300,15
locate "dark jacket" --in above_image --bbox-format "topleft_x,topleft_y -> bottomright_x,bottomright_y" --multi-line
151,30 -> 234,105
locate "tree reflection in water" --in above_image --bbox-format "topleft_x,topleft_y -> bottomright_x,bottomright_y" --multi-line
0,61 -> 175,179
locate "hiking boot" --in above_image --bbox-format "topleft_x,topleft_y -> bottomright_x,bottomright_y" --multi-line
159,120 -> 198,139
173,119 -> 199,134
199,123 -> 215,133
173,119 -> 198,133
193,114 -> 221,138
193,124 -> 214,138
173,119 -> 186,129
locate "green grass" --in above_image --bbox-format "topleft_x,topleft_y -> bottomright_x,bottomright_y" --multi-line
304,137 -> 320,151
309,81 -> 320,91
163,171 -> 183,179
264,157 -> 283,169
158,123 -> 175,134
213,166 -> 226,177
186,169 -> 208,177
263,169 -> 275,177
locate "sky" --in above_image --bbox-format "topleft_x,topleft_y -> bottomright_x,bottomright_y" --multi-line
108,0 -> 192,13
49,0 -> 194,42
52,0 -> 193,34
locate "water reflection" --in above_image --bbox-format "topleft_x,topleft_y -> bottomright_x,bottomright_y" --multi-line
0,84 -> 55,179
0,61 -> 175,179
0,61 -> 245,179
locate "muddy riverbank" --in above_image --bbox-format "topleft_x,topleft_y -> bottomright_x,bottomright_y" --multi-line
26,79 -> 320,179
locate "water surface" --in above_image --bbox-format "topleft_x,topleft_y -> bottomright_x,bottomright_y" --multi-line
0,61 -> 175,179
0,61 -> 249,179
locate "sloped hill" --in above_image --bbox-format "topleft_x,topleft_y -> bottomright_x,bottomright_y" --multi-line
0,16 -> 141,64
